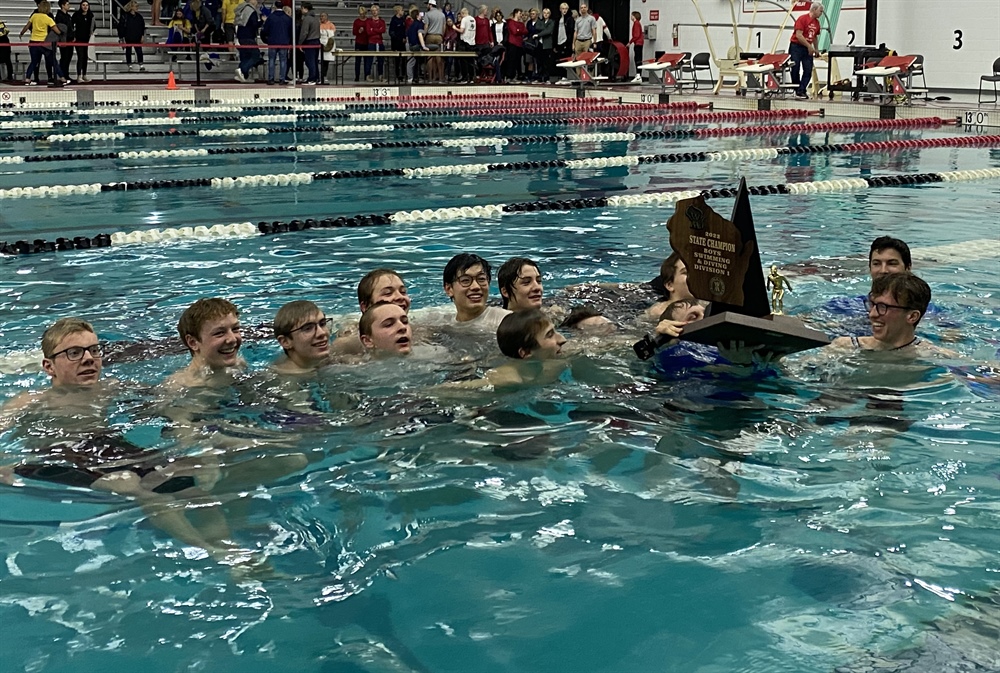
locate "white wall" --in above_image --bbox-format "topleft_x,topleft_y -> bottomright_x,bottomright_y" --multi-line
633,0 -> 1000,91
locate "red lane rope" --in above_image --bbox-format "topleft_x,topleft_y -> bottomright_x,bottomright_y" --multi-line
694,116 -> 952,136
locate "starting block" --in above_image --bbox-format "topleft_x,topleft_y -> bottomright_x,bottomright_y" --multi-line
556,51 -> 608,85
638,52 -> 688,92
855,55 -> 926,104
735,53 -> 791,97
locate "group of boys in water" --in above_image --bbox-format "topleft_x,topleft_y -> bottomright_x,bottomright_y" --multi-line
0,236 -> 944,563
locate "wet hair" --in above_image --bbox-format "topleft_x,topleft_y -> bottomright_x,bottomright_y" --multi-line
868,236 -> 912,270
869,272 -> 931,323
443,252 -> 491,286
357,268 -> 403,310
41,318 -> 95,358
497,257 -> 539,309
273,300 -> 322,338
358,300 -> 400,338
651,251 -> 683,297
177,298 -> 239,352
496,309 -> 549,358
560,305 -> 603,329
659,299 -> 698,322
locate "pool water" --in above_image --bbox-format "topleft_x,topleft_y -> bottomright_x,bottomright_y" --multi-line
1,104 -> 999,673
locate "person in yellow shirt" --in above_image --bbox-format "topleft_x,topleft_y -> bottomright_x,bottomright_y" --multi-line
19,1 -> 65,86
222,0 -> 239,47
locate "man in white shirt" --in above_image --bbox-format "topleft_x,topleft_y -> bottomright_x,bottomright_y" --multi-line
458,7 -> 477,83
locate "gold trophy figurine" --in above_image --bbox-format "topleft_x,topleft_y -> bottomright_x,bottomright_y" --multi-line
767,265 -> 792,315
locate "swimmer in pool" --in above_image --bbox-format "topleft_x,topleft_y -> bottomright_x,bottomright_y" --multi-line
0,317 -> 264,565
441,310 -> 568,389
431,253 -> 511,331
359,301 -> 413,356
329,268 -> 413,355
497,256 -> 544,312
164,297 -> 246,389
831,272 -> 939,354
271,300 -> 334,374
560,306 -> 616,335
644,251 -> 697,321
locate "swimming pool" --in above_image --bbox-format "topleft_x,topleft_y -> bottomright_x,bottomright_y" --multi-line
1,95 -> 999,673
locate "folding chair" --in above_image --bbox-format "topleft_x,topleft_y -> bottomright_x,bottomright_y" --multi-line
735,53 -> 791,97
855,54 -> 921,104
555,51 -> 608,85
979,57 -> 1000,105
681,52 -> 713,91
637,52 -> 688,92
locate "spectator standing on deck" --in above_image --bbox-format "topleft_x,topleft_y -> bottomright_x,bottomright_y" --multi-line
71,1 -> 95,81
319,12 -> 336,82
117,1 -> 146,72
502,8 -> 525,82
20,1 -> 65,86
457,7 -> 475,83
389,4 -> 407,82
260,0 -> 291,84
628,11 -> 643,83
233,0 -> 262,83
55,0 -> 74,82
352,5 -> 368,82
298,1 -> 320,84
554,2 -> 572,62
405,7 -> 427,83
474,4 -> 490,50
534,7 -> 553,83
0,20 -> 13,82
365,4 -> 386,82
222,0 -> 238,49
789,1 -> 823,99
423,0 -> 445,83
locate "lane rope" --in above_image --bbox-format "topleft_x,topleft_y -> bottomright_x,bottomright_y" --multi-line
4,168 -> 998,255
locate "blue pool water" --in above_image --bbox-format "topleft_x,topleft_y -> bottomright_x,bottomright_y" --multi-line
1,105 -> 999,673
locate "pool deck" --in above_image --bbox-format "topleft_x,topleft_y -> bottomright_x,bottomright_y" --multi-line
3,81 -> 998,128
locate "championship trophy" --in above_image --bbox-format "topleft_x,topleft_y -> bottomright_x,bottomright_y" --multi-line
634,178 -> 829,359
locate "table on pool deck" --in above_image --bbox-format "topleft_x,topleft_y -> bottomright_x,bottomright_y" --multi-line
328,50 -> 479,85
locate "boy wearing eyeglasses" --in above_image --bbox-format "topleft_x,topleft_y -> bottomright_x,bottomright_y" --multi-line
832,273 -> 931,352
440,252 -> 510,330
272,300 -> 333,373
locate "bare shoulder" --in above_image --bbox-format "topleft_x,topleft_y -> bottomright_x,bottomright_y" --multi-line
829,336 -> 855,350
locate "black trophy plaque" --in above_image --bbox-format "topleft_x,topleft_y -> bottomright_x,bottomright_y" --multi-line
666,178 -> 830,356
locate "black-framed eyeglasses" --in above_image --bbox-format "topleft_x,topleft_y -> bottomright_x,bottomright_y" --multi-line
287,317 -> 332,335
49,343 -> 104,361
455,274 -> 490,288
864,298 -> 913,316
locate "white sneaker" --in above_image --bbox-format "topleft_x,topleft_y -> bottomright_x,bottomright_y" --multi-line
234,69 -> 246,82
631,74 -> 642,83
139,65 -> 146,72
127,65 -> 134,72
80,76 -> 92,82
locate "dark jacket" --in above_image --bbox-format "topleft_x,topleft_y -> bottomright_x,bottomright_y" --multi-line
234,2 -> 259,42
71,9 -> 95,41
298,10 -> 319,42
388,14 -> 406,42
117,11 -> 145,43
260,8 -> 291,45
534,17 -> 554,50
55,9 -> 73,42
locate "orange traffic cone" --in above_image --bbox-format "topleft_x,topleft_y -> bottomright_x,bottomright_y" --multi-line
166,71 -> 178,90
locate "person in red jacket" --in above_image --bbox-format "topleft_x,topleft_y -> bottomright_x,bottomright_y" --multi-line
352,5 -> 369,82
503,7 -> 526,82
628,11 -> 644,83
474,3 -> 491,49
365,3 -> 386,81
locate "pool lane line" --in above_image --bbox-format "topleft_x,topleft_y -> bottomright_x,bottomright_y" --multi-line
4,132 -> 998,169
4,133 -> 999,198
0,109 -> 819,144
0,101 -> 701,129
3,168 -> 999,256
